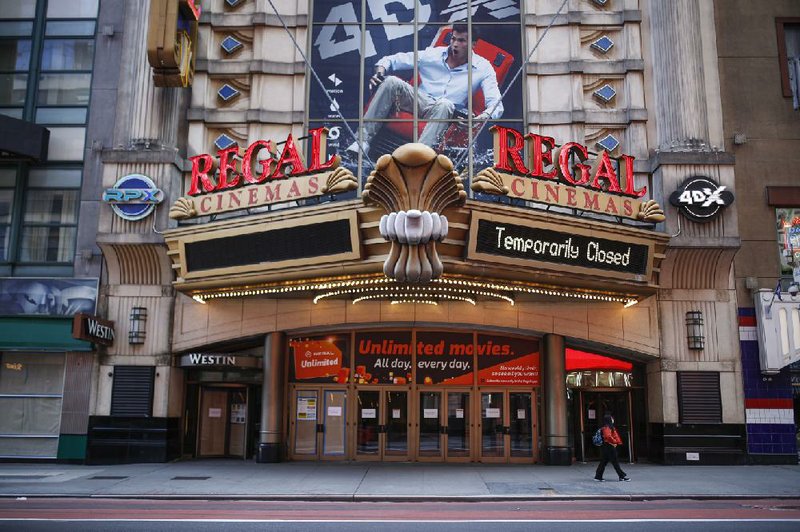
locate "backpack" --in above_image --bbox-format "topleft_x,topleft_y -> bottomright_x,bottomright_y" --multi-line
592,427 -> 603,447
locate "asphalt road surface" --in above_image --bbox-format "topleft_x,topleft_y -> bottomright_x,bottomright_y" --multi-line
1,498 -> 799,531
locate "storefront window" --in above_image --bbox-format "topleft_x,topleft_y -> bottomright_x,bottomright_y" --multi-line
776,208 -> 800,280
0,352 -> 65,458
308,0 -> 524,185
566,370 -> 633,388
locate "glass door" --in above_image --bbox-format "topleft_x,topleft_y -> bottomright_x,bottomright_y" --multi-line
321,389 -> 347,459
355,389 -> 381,460
289,387 -> 348,460
479,390 -> 537,462
445,390 -> 471,461
579,390 -> 632,462
509,391 -> 536,462
479,390 -> 505,461
290,388 -> 319,460
385,390 -> 410,459
418,390 -> 443,460
355,387 -> 410,461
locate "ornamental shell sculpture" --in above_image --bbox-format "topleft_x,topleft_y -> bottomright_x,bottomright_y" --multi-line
363,143 -> 467,283
168,196 -> 196,220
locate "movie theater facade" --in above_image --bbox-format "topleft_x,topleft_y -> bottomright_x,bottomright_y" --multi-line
91,0 -> 745,466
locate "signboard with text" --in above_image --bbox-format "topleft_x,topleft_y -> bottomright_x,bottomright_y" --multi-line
467,212 -> 654,282
289,335 -> 350,383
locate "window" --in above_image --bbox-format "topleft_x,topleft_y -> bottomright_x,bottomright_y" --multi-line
777,18 -> 800,109
0,1 -> 98,273
308,0 -> 524,185
0,352 -> 65,458
677,372 -> 722,424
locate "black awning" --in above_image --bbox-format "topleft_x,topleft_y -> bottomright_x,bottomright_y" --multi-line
0,114 -> 49,161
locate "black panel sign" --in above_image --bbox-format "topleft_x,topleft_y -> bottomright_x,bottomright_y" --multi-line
185,219 -> 352,272
669,176 -> 734,223
475,219 -> 649,275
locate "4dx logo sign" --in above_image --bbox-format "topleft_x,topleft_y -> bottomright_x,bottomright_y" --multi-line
669,176 -> 734,223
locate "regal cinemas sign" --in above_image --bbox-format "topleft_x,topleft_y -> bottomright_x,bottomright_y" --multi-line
168,128 -> 357,220
473,126 -> 665,223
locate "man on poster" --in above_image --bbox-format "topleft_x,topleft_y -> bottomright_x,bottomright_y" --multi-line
346,24 -> 504,156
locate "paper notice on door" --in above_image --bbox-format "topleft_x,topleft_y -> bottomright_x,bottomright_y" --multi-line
327,406 -> 342,417
423,408 -> 438,419
362,408 -> 377,419
455,409 -> 464,419
588,409 -> 596,420
297,397 -> 317,420
517,409 -> 526,419
208,408 -> 222,418
392,408 -> 401,419
485,408 -> 501,419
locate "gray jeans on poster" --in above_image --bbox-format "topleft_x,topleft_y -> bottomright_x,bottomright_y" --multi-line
361,76 -> 456,148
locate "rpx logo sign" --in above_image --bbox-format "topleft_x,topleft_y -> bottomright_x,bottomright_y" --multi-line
669,176 -> 734,223
103,189 -> 162,203
103,174 -> 163,221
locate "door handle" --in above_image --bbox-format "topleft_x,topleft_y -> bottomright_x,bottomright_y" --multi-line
316,424 -> 324,433
440,426 -> 448,434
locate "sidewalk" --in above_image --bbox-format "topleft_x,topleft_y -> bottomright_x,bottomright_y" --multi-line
0,460 -> 798,501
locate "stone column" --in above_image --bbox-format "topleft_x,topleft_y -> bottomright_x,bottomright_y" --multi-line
649,0 -> 710,151
543,334 -> 570,465
257,331 -> 285,462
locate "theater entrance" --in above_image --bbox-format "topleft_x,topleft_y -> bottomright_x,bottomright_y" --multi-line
354,387 -> 411,461
479,389 -> 538,463
197,386 -> 250,458
574,389 -> 633,462
289,386 -> 349,460
416,389 -> 473,461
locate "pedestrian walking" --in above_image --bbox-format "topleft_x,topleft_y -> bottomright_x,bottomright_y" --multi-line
594,414 -> 631,482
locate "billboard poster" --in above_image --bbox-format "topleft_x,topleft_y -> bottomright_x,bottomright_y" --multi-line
415,331 -> 474,385
0,277 -> 98,317
354,330 -> 413,384
476,333 -> 540,386
308,0 -> 523,181
776,208 -> 800,277
288,334 -> 350,383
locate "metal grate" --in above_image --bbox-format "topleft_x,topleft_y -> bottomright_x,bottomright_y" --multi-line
171,476 -> 210,481
90,476 -> 128,480
678,371 -> 722,424
110,366 -> 155,417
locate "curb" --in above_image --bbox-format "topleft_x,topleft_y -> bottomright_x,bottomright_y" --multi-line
2,494 -> 800,502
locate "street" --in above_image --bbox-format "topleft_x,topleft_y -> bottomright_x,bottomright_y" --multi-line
1,498 -> 799,531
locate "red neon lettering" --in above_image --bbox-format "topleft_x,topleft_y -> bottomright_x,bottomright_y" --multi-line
557,142 -> 590,186
272,134 -> 307,178
216,146 -> 241,190
188,154 -> 216,195
306,127 -> 337,172
491,125 -> 529,174
242,140 -> 274,184
620,154 -> 647,198
184,0 -> 202,20
526,133 -> 557,179
590,151 -> 622,193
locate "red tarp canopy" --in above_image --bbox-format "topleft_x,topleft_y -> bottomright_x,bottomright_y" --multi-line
566,348 -> 633,372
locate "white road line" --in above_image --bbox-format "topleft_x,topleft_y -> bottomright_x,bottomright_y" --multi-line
1,519 -> 799,523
